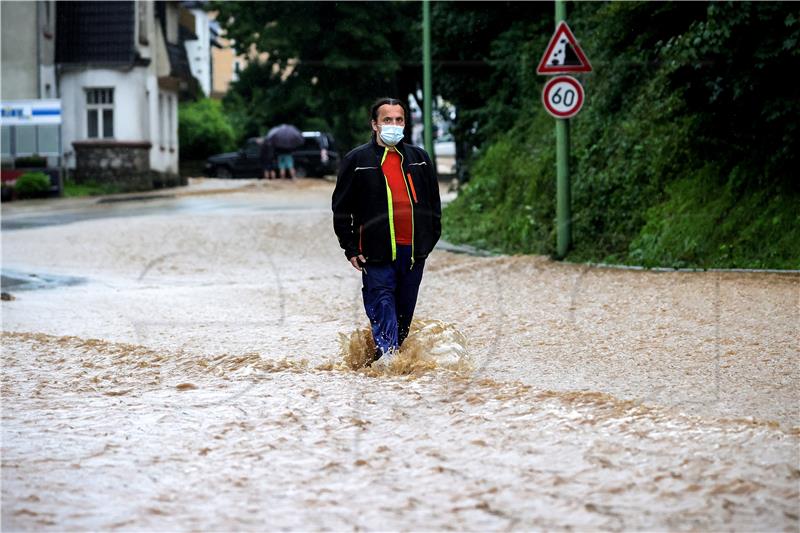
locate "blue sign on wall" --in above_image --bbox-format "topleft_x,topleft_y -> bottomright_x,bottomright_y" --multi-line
1,99 -> 62,126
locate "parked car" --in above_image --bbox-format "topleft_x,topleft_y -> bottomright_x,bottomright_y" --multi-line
204,131 -> 339,179
293,131 -> 339,178
204,138 -> 261,179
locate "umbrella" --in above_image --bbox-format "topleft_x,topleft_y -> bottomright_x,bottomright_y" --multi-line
266,124 -> 304,151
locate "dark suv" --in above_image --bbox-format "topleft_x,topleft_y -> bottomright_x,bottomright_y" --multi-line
204,131 -> 339,179
293,131 -> 339,177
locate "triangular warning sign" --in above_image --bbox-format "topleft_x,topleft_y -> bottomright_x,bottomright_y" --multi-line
537,21 -> 592,74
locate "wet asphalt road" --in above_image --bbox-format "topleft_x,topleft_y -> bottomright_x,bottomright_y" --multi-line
1,193 -> 326,231
1,182 -> 329,292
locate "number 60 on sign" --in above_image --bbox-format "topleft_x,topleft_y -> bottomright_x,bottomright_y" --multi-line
542,75 -> 584,119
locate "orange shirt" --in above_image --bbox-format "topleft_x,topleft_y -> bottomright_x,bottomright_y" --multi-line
382,149 -> 413,245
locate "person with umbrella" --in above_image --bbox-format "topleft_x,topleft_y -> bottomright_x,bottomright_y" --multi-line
266,124 -> 304,180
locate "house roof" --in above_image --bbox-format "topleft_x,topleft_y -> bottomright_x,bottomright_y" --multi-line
56,1 -> 136,65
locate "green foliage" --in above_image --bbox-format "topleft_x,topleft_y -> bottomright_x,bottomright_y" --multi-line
13,172 -> 50,198
211,1 -> 421,151
659,2 -> 799,180
431,3 -> 550,151
212,1 -> 798,269
444,1 -> 799,269
178,98 -> 236,160
222,61 -> 323,144
14,155 -> 47,168
444,112 -> 555,254
62,178 -> 122,198
629,171 -> 800,269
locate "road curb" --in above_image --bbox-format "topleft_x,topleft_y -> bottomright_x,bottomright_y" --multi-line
96,194 -> 176,204
437,240 -> 799,274
584,262 -> 800,275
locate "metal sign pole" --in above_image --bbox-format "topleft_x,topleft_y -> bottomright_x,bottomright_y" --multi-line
423,0 -> 433,157
555,0 -> 571,259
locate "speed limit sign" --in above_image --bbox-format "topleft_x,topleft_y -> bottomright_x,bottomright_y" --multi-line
542,75 -> 584,118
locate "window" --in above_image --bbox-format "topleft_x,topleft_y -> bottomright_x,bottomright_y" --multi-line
38,125 -> 60,154
86,88 -> 114,139
15,126 -> 37,154
245,140 -> 259,158
302,137 -> 318,151
2,125 -> 60,157
1,125 -> 11,157
232,60 -> 241,82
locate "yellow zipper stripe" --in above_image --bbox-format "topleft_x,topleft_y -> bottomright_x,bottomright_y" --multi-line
381,147 -> 397,261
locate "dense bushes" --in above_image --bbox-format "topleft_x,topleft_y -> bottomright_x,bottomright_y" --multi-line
13,172 -> 51,199
443,2 -> 799,269
444,113 -> 555,254
178,98 -> 236,160
628,174 -> 800,269
13,156 -> 47,168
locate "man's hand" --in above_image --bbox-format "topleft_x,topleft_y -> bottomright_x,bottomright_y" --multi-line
349,254 -> 367,271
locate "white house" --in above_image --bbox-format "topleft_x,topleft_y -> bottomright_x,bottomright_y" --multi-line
56,0 -> 196,189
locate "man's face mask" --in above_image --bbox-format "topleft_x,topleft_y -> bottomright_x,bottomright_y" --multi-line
379,124 -> 404,146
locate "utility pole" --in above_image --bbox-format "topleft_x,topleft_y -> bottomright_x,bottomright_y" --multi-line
555,0 -> 571,258
538,3 -> 590,257
423,0 -> 434,156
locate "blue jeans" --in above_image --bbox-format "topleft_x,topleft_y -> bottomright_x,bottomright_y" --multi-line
361,245 -> 425,357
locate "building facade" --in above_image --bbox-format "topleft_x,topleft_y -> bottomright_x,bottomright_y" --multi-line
1,1 -> 61,171
57,1 -> 196,189
2,0 -> 206,192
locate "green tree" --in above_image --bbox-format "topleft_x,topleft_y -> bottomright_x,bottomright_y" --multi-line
208,0 -> 799,267
178,98 -> 237,160
430,2 -> 551,162
210,1 -> 423,151
444,1 -> 800,268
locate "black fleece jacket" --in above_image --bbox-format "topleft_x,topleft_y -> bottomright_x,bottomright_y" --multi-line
332,137 -> 441,264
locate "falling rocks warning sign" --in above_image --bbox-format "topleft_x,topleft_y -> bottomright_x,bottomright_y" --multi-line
537,21 -> 592,75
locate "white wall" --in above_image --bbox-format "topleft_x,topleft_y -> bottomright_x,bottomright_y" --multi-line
185,8 -> 211,96
1,1 -> 38,99
59,68 -> 177,173
147,81 -> 179,173
38,1 -> 57,99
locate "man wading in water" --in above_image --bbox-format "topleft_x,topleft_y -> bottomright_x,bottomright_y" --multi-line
332,97 -> 442,368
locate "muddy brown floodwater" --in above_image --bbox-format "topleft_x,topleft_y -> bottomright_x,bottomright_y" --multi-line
2,179 -> 799,531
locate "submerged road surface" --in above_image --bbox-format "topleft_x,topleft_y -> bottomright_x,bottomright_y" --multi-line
2,178 -> 798,531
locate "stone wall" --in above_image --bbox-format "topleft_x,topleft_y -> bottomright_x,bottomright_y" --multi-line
72,141 -> 186,191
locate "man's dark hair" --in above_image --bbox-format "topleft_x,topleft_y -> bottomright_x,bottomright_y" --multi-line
370,97 -> 408,124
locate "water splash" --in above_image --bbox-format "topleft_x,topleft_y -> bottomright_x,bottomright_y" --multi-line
337,318 -> 471,375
